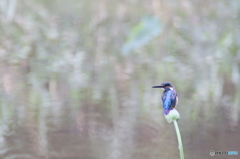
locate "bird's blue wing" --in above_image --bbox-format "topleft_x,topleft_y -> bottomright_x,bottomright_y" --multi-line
162,90 -> 177,110
162,90 -> 172,110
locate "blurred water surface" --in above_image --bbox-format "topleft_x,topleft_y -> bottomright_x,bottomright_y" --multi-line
0,0 -> 240,159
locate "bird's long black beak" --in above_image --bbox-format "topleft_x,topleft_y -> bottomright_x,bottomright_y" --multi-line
152,85 -> 163,88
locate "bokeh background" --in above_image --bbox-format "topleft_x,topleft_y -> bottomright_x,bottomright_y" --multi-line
0,0 -> 240,159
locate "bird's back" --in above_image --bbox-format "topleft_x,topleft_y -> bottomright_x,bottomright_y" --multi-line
161,89 -> 178,115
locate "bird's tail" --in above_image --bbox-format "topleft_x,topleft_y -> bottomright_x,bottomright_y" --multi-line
164,109 -> 170,115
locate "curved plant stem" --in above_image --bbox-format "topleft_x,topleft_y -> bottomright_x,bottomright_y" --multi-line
173,120 -> 184,159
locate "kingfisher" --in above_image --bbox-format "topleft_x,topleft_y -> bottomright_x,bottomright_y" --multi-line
152,82 -> 178,115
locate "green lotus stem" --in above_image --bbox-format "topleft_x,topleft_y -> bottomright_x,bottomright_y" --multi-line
173,120 -> 184,159
164,109 -> 184,159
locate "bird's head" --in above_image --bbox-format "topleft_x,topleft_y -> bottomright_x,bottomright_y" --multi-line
152,82 -> 173,90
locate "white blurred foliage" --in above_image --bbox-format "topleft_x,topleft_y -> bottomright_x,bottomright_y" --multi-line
68,51 -> 86,88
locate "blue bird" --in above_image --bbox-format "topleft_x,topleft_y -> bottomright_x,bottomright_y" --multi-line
152,82 -> 178,115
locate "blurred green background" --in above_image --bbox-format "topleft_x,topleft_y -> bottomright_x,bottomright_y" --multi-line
0,0 -> 240,159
